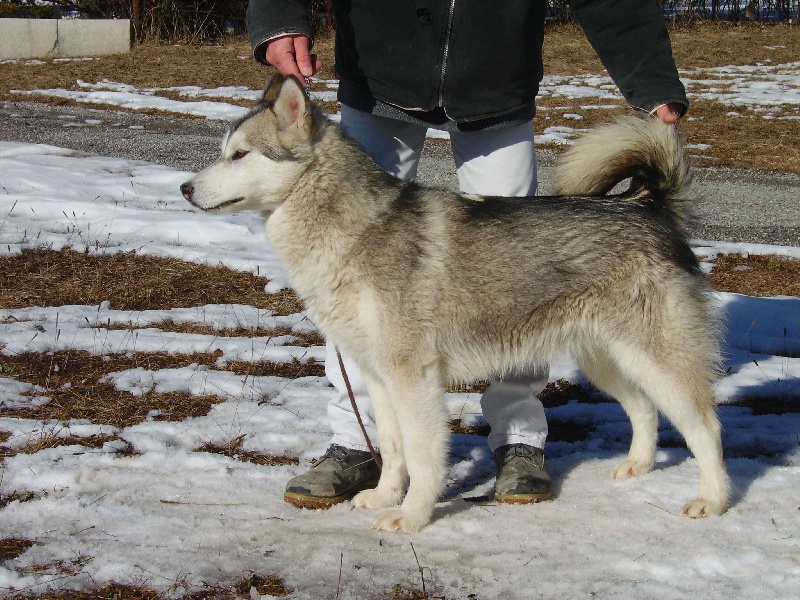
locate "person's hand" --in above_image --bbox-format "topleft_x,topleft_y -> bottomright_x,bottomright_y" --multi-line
264,35 -> 323,81
654,103 -> 682,124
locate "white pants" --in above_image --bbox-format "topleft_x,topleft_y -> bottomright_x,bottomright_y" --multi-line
327,105 -> 549,453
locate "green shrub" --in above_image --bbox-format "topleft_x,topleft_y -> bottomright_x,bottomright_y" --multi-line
0,0 -> 61,19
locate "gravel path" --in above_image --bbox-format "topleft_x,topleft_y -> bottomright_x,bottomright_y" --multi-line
2,100 -> 798,246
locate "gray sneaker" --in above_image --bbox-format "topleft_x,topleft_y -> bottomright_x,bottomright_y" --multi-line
284,444 -> 381,509
493,444 -> 551,504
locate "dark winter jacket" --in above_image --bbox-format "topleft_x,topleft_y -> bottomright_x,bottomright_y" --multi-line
246,0 -> 687,124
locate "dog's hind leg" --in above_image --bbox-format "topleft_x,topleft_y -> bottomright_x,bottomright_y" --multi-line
579,353 -> 658,479
369,362 -> 450,533
351,371 -> 408,510
608,343 -> 729,517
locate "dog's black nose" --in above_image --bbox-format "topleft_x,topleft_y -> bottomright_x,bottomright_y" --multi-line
180,182 -> 194,201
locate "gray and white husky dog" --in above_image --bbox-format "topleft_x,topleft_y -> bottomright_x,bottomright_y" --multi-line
181,75 -> 729,533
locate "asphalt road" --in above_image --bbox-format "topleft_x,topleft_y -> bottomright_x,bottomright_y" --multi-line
2,100 -> 798,247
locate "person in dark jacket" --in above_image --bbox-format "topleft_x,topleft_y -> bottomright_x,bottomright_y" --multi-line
246,0 -> 688,510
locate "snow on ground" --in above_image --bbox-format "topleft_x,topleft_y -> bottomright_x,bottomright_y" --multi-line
8,59 -> 800,144
0,137 -> 799,599
683,62 -> 800,116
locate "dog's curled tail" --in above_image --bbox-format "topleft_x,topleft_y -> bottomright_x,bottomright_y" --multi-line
553,116 -> 692,217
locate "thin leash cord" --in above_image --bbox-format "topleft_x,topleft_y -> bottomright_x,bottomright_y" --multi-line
335,347 -> 383,469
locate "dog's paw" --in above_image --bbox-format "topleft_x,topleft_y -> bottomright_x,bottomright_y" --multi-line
351,488 -> 401,510
681,497 -> 728,518
372,508 -> 427,533
611,458 -> 652,480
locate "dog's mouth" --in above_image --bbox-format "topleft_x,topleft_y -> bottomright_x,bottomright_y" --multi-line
207,197 -> 246,212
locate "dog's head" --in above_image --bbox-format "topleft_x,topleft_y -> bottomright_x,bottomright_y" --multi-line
180,75 -> 320,213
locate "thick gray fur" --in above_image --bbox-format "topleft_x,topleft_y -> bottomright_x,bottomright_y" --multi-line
182,75 -> 729,533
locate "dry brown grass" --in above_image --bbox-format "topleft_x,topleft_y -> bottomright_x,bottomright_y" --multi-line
0,249 -> 326,470
1,41 -> 265,97
538,379 -> 604,407
0,34 -> 338,95
196,434 -> 298,467
681,100 -> 800,171
0,491 -> 38,510
449,419 -> 490,437
2,585 -> 156,600
535,94 -> 800,172
0,248 -> 303,313
232,574 -> 292,598
541,21 -> 800,171
708,254 -> 800,297
5,433 -> 130,459
0,349 -> 323,430
733,395 -> 800,415
17,586 -> 162,600
668,20 -> 800,69
0,575 -> 423,600
543,21 -> 800,74
19,552 -> 92,577
105,322 -> 324,346
1,575 -> 293,599
225,358 -> 324,379
391,584 -> 430,600
0,350 -> 223,427
0,537 -> 36,561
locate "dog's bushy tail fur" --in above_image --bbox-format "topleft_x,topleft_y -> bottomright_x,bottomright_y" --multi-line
553,117 -> 692,224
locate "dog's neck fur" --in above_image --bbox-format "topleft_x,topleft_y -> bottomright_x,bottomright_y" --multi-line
265,117 -> 403,319
286,121 -> 398,237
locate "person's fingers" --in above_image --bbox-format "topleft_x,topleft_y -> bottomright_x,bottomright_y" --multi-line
654,103 -> 681,124
264,36 -> 305,79
293,36 -> 316,78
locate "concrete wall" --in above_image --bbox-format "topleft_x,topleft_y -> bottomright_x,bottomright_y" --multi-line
0,19 -> 130,60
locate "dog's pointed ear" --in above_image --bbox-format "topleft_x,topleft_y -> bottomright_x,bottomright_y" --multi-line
273,75 -> 312,134
262,74 -> 285,104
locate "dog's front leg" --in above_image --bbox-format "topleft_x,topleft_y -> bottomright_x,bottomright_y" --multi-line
351,371 -> 408,510
371,370 -> 450,533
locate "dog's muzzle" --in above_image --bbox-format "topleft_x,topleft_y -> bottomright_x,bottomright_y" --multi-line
180,182 -> 246,211
180,182 -> 195,203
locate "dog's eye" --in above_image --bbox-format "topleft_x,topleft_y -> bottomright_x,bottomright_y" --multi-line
231,150 -> 249,160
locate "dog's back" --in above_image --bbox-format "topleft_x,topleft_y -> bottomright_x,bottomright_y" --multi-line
395,120 -> 708,382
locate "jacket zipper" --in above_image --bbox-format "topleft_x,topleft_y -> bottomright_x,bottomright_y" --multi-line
438,0 -> 457,110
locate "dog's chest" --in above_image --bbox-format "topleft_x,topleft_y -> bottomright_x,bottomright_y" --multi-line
265,213 -> 372,338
